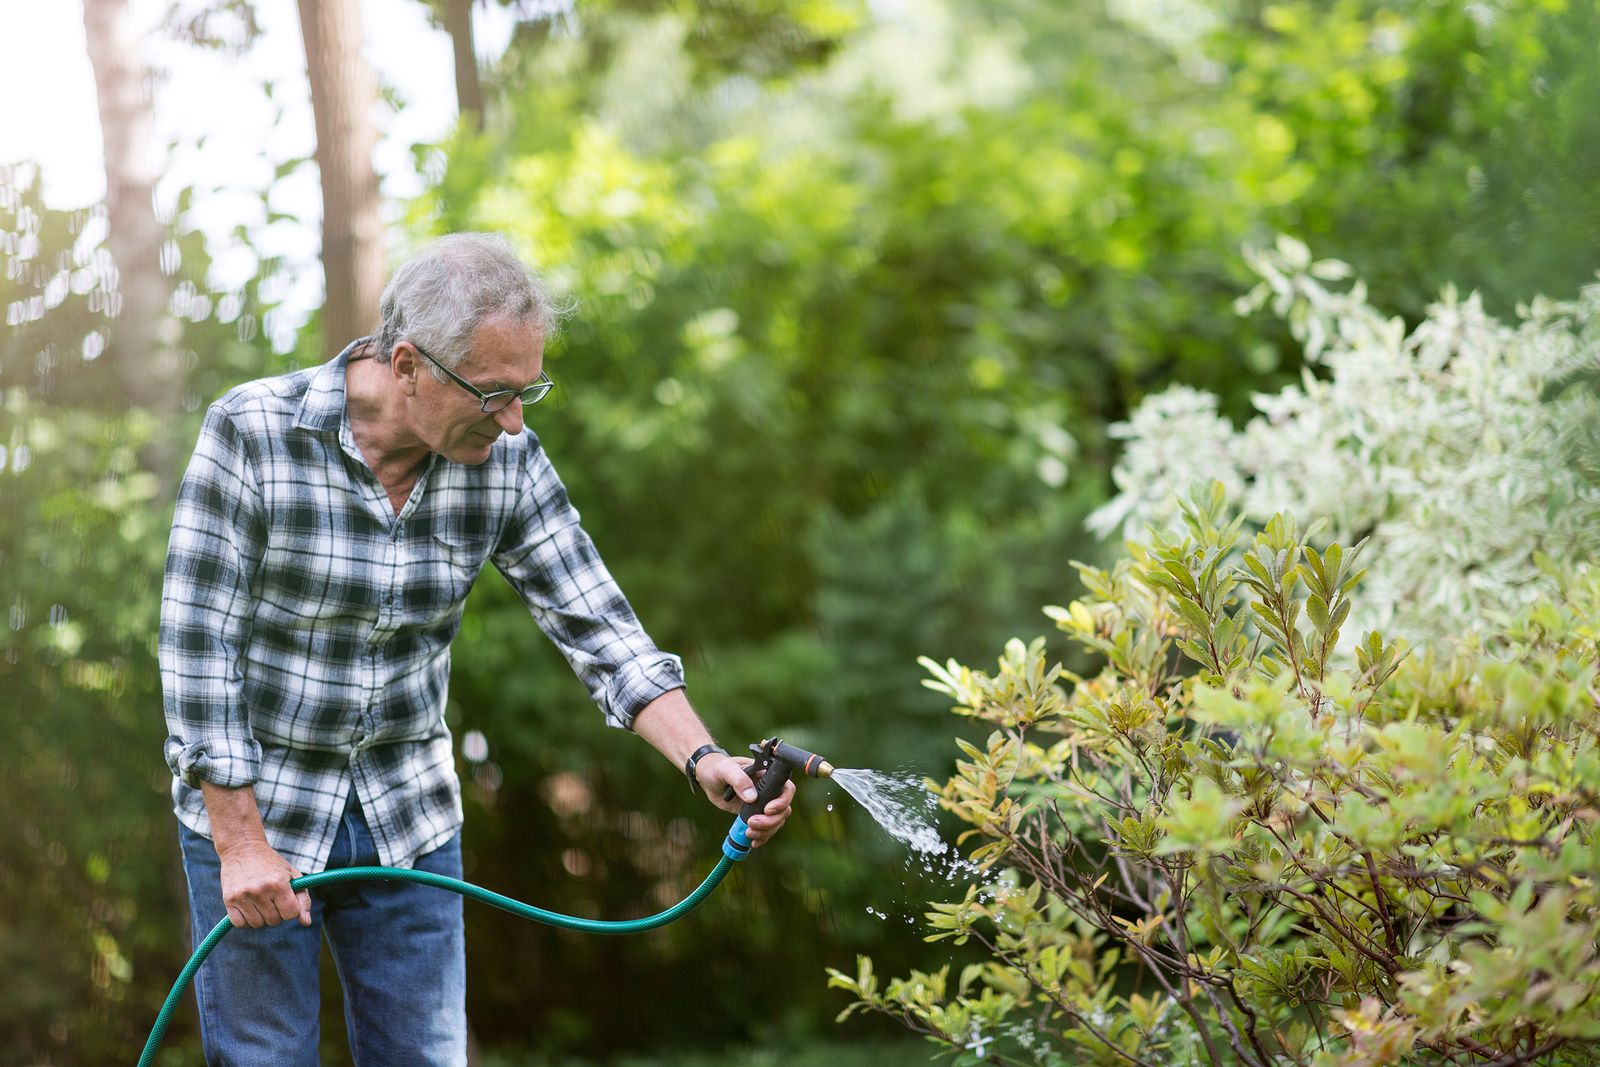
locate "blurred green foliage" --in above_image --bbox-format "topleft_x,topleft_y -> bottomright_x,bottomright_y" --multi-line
0,167 -> 288,1064
3,0 -> 1599,1062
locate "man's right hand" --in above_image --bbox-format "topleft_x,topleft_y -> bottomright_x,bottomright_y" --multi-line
200,780 -> 313,928
217,838 -> 312,928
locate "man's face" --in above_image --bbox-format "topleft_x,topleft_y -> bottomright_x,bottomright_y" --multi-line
397,314 -> 545,464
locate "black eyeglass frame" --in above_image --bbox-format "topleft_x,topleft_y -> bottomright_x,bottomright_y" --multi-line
410,342 -> 554,413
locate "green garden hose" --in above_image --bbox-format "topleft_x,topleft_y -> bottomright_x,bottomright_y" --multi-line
139,738 -> 834,1065
137,856 -> 735,1067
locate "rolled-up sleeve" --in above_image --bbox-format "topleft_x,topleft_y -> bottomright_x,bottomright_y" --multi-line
493,435 -> 685,730
159,404 -> 265,788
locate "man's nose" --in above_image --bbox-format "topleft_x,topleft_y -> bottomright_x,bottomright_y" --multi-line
493,402 -> 524,436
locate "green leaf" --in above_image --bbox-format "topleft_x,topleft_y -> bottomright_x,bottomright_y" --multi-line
1306,592 -> 1329,632
1144,570 -> 1188,599
1160,559 -> 1199,593
1173,597 -> 1214,635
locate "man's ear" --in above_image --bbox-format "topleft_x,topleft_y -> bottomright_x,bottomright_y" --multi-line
390,342 -> 420,397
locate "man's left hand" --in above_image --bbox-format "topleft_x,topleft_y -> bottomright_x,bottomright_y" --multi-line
696,755 -> 794,847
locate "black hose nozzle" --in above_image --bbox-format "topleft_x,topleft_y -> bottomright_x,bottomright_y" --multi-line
725,737 -> 834,817
770,740 -> 834,780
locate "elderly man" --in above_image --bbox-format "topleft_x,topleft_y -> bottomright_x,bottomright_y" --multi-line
159,233 -> 792,1065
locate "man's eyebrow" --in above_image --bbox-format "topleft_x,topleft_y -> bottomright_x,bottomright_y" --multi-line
467,370 -> 513,392
484,372 -> 541,392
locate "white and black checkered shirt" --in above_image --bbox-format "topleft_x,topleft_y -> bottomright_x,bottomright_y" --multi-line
160,340 -> 684,872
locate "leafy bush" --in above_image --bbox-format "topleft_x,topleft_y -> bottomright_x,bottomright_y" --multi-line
1090,238 -> 1600,645
829,490 -> 1600,1066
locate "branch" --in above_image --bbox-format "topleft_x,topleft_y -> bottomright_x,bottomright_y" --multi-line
977,933 -> 1164,1067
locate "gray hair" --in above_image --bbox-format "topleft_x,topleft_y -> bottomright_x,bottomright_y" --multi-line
372,232 -> 572,371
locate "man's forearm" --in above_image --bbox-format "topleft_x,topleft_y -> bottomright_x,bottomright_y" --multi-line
631,687 -> 718,770
199,780 -> 271,857
632,688 -> 763,812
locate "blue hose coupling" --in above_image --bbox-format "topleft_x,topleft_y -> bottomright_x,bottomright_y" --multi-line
723,815 -> 753,862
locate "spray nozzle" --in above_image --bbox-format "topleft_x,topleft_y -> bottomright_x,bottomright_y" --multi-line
722,737 -> 833,802
760,738 -> 835,779
720,736 -> 835,862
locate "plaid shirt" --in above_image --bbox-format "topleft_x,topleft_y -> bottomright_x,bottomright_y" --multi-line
160,340 -> 684,873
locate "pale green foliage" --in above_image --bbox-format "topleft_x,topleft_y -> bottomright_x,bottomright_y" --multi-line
830,491 -> 1600,1066
1091,238 -> 1600,645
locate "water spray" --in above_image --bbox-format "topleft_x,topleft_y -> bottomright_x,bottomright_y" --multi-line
137,736 -> 834,1067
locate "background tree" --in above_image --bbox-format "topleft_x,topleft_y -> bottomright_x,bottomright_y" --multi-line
296,0 -> 385,357
444,0 -> 486,130
81,0 -> 176,421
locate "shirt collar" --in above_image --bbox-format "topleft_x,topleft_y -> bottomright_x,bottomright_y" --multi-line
294,335 -> 371,433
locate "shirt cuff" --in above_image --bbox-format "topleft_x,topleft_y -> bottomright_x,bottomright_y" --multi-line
604,653 -> 686,730
164,734 -> 263,789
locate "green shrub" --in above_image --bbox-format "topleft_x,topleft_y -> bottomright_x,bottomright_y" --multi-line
829,488 -> 1600,1066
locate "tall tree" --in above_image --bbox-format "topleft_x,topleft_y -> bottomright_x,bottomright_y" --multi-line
296,0 -> 385,358
82,0 -> 176,419
443,0 -> 485,131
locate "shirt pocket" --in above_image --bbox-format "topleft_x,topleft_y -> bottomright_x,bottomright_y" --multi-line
420,531 -> 494,621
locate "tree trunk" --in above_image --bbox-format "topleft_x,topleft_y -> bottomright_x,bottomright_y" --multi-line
295,0 -> 385,359
82,0 -> 175,418
444,0 -> 485,131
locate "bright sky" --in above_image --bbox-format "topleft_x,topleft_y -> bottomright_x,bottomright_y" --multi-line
0,0 -> 520,349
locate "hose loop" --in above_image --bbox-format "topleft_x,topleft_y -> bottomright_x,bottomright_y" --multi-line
138,856 -> 736,1067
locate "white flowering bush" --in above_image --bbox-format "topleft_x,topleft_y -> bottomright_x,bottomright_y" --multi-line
1089,237 -> 1600,642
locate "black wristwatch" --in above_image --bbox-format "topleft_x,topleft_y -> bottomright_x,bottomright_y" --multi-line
684,743 -> 727,795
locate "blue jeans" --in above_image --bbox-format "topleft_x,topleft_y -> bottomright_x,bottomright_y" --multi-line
178,795 -> 467,1066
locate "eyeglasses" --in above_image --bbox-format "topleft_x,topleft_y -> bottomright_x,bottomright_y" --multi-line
411,342 -> 554,413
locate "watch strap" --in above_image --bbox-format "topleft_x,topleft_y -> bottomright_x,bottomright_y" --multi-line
684,743 -> 727,794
